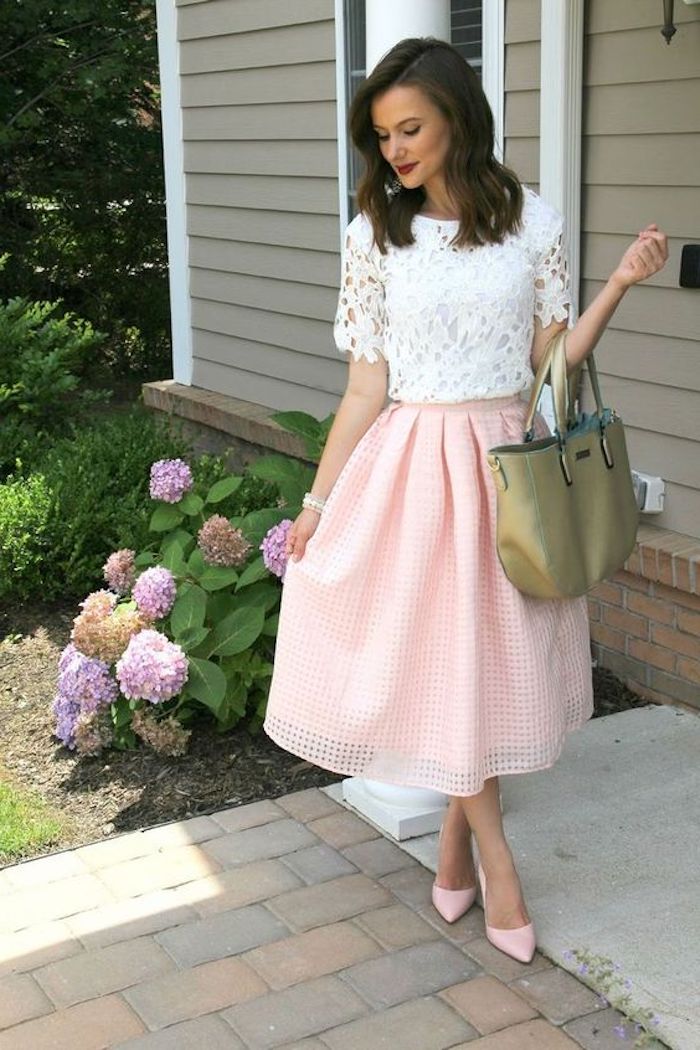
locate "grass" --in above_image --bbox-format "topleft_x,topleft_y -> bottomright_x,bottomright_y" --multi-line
0,772 -> 66,865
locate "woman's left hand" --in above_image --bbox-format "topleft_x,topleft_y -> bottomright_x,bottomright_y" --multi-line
609,223 -> 669,291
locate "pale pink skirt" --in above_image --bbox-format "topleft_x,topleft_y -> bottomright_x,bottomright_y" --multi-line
263,393 -> 594,797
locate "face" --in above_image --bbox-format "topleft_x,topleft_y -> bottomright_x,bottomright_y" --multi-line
370,84 -> 452,192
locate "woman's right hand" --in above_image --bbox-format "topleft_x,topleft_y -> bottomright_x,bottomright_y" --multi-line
286,507 -> 322,562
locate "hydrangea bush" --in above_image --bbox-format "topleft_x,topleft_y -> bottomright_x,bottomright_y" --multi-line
52,408 -> 330,758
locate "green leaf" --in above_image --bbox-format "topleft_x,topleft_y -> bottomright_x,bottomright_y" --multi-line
186,658 -> 227,716
176,624 -> 210,650
262,612 -> 279,635
199,565 -> 239,592
134,551 -> 158,568
178,491 -> 204,516
170,584 -> 208,636
206,604 -> 266,658
187,547 -> 206,576
206,476 -> 244,504
150,504 -> 184,532
235,555 -> 270,590
160,540 -> 187,575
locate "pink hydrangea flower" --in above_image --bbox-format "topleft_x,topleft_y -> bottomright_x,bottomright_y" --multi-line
149,458 -> 194,503
197,514 -> 252,567
52,644 -> 119,749
116,629 -> 189,703
132,566 -> 177,620
260,519 -> 293,580
103,548 -> 136,595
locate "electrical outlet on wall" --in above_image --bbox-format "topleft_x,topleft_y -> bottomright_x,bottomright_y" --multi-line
631,470 -> 665,514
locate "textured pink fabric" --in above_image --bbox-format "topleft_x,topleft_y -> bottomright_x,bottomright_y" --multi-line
263,394 -> 594,797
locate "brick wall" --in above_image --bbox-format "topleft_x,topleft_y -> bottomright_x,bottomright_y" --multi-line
588,526 -> 700,711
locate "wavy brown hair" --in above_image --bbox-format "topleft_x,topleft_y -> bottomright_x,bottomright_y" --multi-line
349,37 -> 524,253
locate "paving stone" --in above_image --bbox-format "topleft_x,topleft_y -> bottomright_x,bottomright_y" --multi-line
0,874 -> 114,934
563,1006 -> 668,1050
0,972 -> 53,1029
123,956 -> 268,1030
339,836 -> 420,878
242,919 -> 382,989
338,940 -> 481,1009
65,888 -> 197,949
438,974 -> 539,1034
0,993 -> 145,1050
96,844 -> 222,899
221,973 -> 368,1048
463,936 -> 554,981
417,895 -> 488,946
280,843 -> 358,885
3,850 -> 88,889
155,903 -> 291,967
305,812 -> 381,850
0,920 -> 82,978
181,858 -> 303,917
210,799 -> 288,833
139,816 -> 225,850
450,1018 -> 583,1048
319,994 -> 479,1050
202,819 -> 319,869
117,1013 -> 246,1049
273,788 -> 344,823
378,864 -> 436,910
75,816 -> 223,872
510,966 -> 607,1025
277,1041 -> 328,1049
351,902 -> 440,950
33,934 -> 174,1009
267,873 -> 394,932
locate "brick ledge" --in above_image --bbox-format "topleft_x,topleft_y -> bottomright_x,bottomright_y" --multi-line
143,381 -> 700,597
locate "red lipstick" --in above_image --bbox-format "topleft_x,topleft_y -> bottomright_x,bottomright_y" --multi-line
396,163 -> 418,175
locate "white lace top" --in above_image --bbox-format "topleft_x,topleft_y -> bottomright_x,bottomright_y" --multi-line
333,185 -> 575,402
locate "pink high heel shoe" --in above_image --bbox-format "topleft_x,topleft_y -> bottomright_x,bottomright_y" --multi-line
431,822 -> 477,923
477,860 -> 536,963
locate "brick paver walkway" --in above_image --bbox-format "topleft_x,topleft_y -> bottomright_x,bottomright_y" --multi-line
0,788 -> 661,1049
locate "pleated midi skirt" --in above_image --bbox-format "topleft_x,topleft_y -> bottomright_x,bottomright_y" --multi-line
262,393 -> 595,797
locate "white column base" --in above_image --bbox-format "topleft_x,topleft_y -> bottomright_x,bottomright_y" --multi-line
341,777 -> 448,841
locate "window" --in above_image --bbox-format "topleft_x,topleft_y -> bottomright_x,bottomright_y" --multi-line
342,1 -> 483,218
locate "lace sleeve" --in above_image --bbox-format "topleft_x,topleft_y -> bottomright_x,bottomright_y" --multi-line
333,217 -> 387,364
533,209 -> 575,329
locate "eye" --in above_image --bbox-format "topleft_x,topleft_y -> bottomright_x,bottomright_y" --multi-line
376,127 -> 420,142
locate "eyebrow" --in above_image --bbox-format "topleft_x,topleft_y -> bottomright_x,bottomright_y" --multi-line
371,116 -> 422,130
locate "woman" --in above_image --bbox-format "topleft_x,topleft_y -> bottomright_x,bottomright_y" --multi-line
262,37 -> 668,963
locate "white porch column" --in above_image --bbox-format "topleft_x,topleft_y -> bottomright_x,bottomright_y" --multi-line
154,0 -> 192,386
538,0 -> 584,430
366,0 -> 450,74
341,0 -> 453,841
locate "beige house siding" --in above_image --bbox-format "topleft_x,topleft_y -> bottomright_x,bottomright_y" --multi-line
178,0 -> 344,416
503,0 -> 700,538
579,0 -> 700,538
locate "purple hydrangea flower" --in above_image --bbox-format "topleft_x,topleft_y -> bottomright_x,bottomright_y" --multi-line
132,566 -> 177,620
103,548 -> 136,595
149,458 -> 194,503
116,629 -> 188,703
52,643 -> 119,748
260,519 -> 293,580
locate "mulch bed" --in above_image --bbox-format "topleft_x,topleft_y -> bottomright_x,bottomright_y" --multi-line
0,596 -> 653,863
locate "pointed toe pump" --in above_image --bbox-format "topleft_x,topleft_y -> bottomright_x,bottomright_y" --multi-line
477,860 -> 536,963
431,823 -> 477,924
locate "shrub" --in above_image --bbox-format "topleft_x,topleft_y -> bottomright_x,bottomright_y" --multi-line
51,407 -> 332,755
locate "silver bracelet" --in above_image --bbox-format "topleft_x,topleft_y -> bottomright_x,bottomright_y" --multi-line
302,491 -> 326,514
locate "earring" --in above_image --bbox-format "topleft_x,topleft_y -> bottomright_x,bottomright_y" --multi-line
390,174 -> 403,195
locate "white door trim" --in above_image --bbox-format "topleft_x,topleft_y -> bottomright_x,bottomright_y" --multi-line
155,0 -> 192,386
539,0 -> 584,320
482,0 -> 505,162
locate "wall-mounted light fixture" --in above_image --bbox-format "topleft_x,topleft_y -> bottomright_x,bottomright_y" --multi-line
661,0 -> 677,42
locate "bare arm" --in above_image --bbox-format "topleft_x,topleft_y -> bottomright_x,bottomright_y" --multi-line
530,223 -> 669,375
287,354 -> 388,560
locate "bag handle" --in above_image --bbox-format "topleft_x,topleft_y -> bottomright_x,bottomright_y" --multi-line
524,330 -> 606,441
